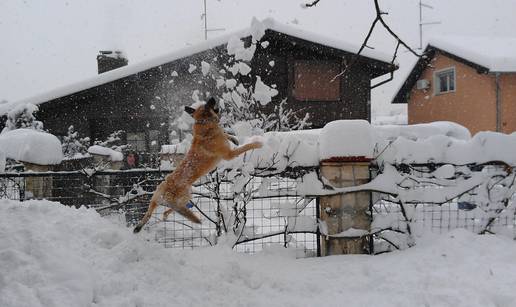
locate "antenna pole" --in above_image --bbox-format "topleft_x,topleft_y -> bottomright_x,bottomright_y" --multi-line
202,0 -> 225,40
419,0 -> 423,49
203,0 -> 208,40
418,1 -> 441,49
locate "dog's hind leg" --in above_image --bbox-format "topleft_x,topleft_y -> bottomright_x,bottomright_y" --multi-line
163,192 -> 201,224
162,200 -> 196,221
174,204 -> 202,224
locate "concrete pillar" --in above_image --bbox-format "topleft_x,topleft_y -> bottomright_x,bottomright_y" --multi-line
319,160 -> 371,255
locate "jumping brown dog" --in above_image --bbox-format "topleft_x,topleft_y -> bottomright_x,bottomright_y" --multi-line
133,98 -> 262,233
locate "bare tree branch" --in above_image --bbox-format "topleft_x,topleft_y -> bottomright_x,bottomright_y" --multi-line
307,0 -> 422,83
303,0 -> 321,8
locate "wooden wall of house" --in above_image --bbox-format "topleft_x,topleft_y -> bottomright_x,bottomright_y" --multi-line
252,31 -> 372,128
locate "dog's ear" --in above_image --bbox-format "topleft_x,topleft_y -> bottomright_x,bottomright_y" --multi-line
206,97 -> 219,114
184,106 -> 195,115
206,97 -> 217,110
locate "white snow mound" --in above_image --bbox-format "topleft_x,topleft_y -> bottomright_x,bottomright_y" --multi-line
87,145 -> 123,162
320,120 -> 374,160
0,129 -> 63,165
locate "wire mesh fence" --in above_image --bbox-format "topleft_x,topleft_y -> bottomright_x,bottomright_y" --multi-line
1,161 -> 514,256
370,163 -> 516,253
0,170 -> 319,256
146,175 -> 318,257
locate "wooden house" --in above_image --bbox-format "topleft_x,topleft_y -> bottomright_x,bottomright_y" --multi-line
1,19 -> 396,157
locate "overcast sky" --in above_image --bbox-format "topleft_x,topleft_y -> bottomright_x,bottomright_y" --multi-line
2,0 -> 516,115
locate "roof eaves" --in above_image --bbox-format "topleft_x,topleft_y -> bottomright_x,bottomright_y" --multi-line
391,47 -> 435,104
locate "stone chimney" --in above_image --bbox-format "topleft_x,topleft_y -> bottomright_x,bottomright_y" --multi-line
97,50 -> 128,74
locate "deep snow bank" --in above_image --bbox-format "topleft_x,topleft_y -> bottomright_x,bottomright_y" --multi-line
1,199 -> 516,307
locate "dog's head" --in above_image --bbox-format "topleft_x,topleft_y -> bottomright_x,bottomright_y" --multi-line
184,97 -> 219,123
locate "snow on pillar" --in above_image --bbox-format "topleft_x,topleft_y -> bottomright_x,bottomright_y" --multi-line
0,129 -> 63,200
318,120 -> 374,255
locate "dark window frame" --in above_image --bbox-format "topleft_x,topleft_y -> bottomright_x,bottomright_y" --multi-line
433,67 -> 456,95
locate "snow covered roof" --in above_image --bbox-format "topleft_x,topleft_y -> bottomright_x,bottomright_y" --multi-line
428,35 -> 516,73
0,18 -> 394,116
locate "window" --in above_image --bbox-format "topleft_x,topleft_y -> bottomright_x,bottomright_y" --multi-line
148,130 -> 160,152
293,61 -> 341,101
126,132 -> 146,152
434,67 -> 456,95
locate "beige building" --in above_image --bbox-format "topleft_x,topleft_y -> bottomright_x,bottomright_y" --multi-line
392,37 -> 516,135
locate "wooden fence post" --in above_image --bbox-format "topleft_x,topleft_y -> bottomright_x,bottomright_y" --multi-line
319,159 -> 371,255
23,162 -> 53,200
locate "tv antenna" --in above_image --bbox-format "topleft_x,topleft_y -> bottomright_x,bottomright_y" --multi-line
201,0 -> 225,40
419,0 -> 441,49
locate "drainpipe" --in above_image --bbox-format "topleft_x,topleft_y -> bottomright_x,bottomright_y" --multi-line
495,73 -> 501,132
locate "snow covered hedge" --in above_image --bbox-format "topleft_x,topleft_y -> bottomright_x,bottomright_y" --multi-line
180,120 -> 515,250
219,120 -> 514,173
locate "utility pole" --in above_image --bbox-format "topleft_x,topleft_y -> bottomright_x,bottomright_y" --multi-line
202,0 -> 225,40
419,0 -> 441,49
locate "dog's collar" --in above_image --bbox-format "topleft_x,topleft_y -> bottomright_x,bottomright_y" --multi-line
195,118 -> 219,125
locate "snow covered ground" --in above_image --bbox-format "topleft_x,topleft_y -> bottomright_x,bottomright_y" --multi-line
1,199 -> 516,307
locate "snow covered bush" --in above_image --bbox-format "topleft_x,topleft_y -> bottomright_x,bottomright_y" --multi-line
93,130 -> 127,153
150,19 -> 315,247
61,125 -> 90,159
1,103 -> 43,133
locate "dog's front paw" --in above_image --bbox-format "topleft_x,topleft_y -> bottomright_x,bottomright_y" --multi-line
252,141 -> 263,149
248,135 -> 264,149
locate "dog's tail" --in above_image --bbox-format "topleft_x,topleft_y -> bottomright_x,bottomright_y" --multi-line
133,198 -> 159,234
133,224 -> 144,234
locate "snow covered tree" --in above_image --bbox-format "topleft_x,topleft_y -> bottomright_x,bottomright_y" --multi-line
129,19 -> 312,246
93,130 -> 127,152
179,20 -> 312,246
61,125 -> 90,159
2,103 -> 43,133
